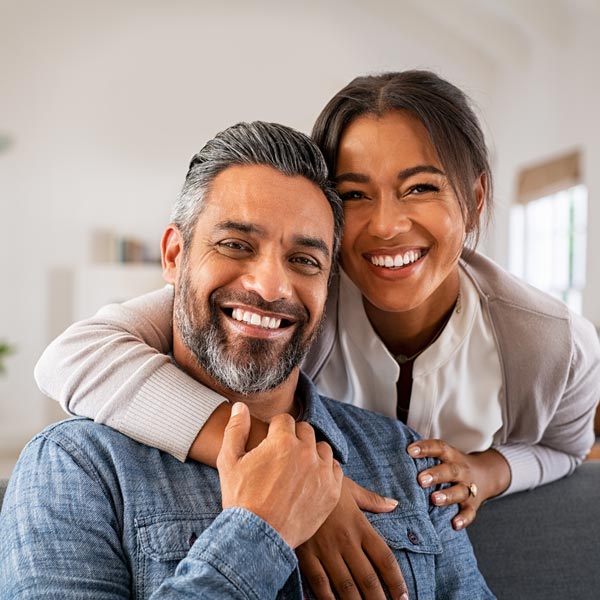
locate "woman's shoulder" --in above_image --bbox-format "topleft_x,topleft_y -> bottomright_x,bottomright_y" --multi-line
462,250 -> 600,385
461,250 -> 570,320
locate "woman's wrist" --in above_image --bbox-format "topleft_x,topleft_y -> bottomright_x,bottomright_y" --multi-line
471,448 -> 511,500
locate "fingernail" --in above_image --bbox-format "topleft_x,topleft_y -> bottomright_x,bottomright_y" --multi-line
231,402 -> 243,416
420,474 -> 433,486
454,518 -> 464,530
433,492 -> 446,505
400,594 -> 409,600
385,497 -> 399,508
408,446 -> 421,456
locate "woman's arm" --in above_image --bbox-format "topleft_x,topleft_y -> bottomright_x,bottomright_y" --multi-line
34,285 -> 227,462
493,312 -> 600,495
407,313 -> 600,528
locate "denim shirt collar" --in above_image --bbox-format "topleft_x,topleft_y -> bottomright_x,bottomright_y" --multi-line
296,371 -> 349,464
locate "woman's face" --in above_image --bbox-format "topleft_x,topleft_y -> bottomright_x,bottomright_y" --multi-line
335,110 -> 468,315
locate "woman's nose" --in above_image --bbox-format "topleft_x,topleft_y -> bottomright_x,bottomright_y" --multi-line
367,194 -> 412,240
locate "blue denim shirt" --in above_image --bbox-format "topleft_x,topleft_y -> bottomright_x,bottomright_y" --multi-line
0,374 -> 494,599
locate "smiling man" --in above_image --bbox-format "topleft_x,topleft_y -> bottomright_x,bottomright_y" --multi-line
0,122 -> 494,599
169,162 -> 331,413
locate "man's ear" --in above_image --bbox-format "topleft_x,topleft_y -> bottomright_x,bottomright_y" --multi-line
161,225 -> 184,285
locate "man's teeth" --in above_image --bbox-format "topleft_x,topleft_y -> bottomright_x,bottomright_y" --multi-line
370,250 -> 423,268
231,308 -> 282,329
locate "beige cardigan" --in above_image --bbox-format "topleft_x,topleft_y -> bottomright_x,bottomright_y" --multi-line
35,251 -> 600,495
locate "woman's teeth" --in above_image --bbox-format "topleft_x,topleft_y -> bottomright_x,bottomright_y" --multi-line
370,249 -> 423,268
231,308 -> 282,329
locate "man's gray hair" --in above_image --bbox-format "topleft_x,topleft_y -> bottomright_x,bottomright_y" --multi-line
171,121 -> 344,262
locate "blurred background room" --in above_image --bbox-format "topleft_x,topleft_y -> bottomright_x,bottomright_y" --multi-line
1,0 -> 600,476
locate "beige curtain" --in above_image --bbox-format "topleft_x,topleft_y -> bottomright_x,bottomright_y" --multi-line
517,150 -> 581,204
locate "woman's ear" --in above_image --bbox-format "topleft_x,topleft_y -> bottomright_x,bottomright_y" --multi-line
474,173 -> 487,216
161,225 -> 183,285
464,173 -> 488,233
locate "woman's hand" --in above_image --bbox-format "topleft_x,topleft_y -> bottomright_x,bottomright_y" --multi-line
296,477 -> 408,600
407,440 -> 511,530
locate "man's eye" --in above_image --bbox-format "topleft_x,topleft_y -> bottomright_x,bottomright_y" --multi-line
217,240 -> 252,254
290,255 -> 321,273
339,190 -> 367,202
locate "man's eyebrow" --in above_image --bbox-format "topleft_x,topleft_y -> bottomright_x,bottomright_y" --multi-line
294,235 -> 330,259
214,220 -> 265,235
335,165 -> 445,183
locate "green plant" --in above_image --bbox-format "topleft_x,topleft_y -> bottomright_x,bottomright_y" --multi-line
0,340 -> 14,374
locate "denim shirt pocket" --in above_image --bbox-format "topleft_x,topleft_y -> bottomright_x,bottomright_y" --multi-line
367,510 -> 442,599
134,512 -> 220,600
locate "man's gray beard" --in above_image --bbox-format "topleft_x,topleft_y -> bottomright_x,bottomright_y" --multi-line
175,273 -> 317,395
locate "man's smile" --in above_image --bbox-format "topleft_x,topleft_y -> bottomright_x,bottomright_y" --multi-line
230,307 -> 284,329
219,302 -> 301,340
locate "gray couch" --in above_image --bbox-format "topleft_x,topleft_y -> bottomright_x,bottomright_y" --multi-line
1,462 -> 599,599
468,460 -> 600,599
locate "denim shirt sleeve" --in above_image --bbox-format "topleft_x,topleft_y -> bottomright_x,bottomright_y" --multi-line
152,508 -> 298,599
0,432 -> 298,599
0,433 -> 132,598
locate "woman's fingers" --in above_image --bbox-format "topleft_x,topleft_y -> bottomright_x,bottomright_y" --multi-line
417,461 -> 468,488
407,438 -> 454,460
313,555 -> 363,600
430,482 -> 471,506
345,477 -> 399,513
361,529 -> 408,599
296,477 -> 408,599
295,549 -> 336,600
453,501 -> 479,530
409,441 -> 509,530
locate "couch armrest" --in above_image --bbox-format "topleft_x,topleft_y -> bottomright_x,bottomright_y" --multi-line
0,478 -> 8,511
468,461 -> 600,600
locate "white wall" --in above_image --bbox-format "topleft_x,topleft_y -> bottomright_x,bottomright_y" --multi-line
0,0 -> 597,457
489,9 -> 600,324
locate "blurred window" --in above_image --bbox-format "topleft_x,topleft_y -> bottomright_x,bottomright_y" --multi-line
509,184 -> 587,313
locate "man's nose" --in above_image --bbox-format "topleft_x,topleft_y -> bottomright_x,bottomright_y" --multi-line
239,255 -> 293,302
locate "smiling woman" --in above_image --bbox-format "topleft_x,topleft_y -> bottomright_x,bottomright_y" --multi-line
335,111 -> 468,332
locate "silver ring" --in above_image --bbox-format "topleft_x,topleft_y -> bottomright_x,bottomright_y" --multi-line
467,482 -> 478,498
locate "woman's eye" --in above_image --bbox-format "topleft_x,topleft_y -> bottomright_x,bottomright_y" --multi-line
339,190 -> 367,202
408,183 -> 439,195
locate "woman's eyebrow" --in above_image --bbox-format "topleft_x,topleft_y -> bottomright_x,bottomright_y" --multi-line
397,165 -> 445,179
335,164 -> 445,183
335,172 -> 369,184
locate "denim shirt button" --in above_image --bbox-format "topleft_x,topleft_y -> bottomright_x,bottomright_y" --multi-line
407,531 -> 420,545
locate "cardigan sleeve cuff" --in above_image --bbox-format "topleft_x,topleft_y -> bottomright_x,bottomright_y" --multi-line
492,443 -> 542,495
117,362 -> 227,462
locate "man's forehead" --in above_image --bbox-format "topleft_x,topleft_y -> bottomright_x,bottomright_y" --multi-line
197,164 -> 335,251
